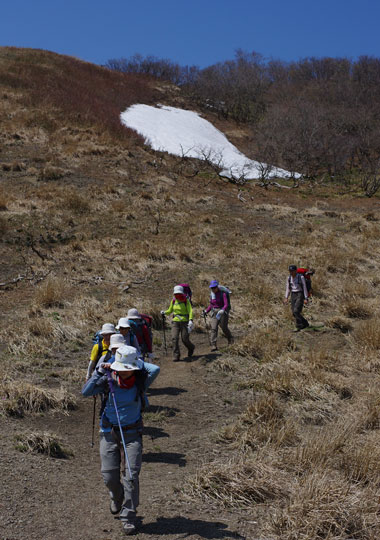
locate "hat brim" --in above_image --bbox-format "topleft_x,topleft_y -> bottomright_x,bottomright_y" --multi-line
110,360 -> 142,372
128,316 -> 140,320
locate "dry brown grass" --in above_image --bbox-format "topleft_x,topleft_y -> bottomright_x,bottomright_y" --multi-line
15,431 -> 73,458
0,381 -> 77,417
33,277 -> 69,309
354,319 -> 380,350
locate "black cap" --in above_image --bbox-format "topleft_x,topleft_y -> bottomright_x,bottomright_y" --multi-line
288,265 -> 297,272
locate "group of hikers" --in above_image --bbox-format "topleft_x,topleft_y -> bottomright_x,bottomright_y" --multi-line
82,268 -> 313,535
82,279 -> 234,535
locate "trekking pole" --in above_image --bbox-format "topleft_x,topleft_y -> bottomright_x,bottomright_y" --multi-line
91,396 -> 97,448
106,371 -> 133,482
162,313 -> 168,353
203,311 -> 212,346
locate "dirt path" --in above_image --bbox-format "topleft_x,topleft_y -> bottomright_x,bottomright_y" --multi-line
0,333 -> 254,540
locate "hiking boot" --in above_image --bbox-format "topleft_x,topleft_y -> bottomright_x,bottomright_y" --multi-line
110,498 -> 122,515
122,520 -> 136,535
188,346 -> 195,357
173,357 -> 180,362
228,337 -> 234,345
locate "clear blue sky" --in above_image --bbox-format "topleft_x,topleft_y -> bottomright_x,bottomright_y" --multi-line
1,0 -> 379,67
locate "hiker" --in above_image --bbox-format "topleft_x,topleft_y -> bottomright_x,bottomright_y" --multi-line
82,345 -> 160,535
126,308 -> 154,359
87,323 -> 116,380
116,317 -> 142,356
203,280 -> 233,351
284,265 -> 309,331
161,285 -> 195,361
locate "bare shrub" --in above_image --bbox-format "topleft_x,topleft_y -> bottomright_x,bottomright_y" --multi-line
34,277 -> 68,309
15,431 -> 73,458
0,381 -> 77,417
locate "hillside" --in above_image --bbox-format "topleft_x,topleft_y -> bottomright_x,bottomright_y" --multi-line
1,48 -> 380,540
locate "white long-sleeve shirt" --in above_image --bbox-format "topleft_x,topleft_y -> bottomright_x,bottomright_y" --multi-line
285,274 -> 308,299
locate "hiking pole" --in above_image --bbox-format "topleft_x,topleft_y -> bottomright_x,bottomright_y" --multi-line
106,370 -> 133,482
202,311 -> 212,346
162,313 -> 168,353
91,396 -> 97,448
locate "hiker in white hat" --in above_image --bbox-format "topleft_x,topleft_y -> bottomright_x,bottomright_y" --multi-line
82,345 -> 160,535
161,285 -> 195,361
116,317 -> 142,355
126,308 -> 154,359
86,323 -> 117,380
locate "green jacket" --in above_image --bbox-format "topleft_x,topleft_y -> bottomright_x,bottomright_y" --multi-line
164,298 -> 193,322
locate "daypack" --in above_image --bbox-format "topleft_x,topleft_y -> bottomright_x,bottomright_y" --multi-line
211,285 -> 232,312
128,314 -> 153,354
289,268 -> 314,296
173,283 -> 193,305
92,331 -> 107,363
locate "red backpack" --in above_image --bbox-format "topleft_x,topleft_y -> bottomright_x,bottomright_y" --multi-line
294,268 -> 314,296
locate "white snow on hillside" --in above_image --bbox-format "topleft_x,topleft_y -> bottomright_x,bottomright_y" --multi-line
121,104 -> 298,180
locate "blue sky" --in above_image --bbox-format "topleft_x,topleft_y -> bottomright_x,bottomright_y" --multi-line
1,0 -> 379,67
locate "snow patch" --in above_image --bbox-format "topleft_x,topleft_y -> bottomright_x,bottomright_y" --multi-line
120,104 -> 298,180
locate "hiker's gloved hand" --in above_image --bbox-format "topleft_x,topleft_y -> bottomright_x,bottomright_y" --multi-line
202,309 -> 207,317
216,310 -> 224,320
147,352 -> 155,360
160,310 -> 165,316
188,320 -> 194,333
98,362 -> 111,374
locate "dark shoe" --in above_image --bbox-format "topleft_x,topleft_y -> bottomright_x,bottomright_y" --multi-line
188,346 -> 195,357
228,337 -> 234,345
122,521 -> 136,535
173,357 -> 180,362
110,498 -> 122,515
211,345 -> 218,352
293,328 -> 301,333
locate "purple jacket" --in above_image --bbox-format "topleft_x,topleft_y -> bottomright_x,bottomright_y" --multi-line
205,290 -> 228,313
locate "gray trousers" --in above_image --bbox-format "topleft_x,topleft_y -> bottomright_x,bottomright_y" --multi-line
171,320 -> 194,360
100,431 -> 142,521
291,292 -> 309,329
209,309 -> 232,346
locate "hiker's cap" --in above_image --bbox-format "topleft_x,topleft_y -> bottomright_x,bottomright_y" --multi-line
288,265 -> 297,272
111,345 -> 143,371
109,334 -> 125,350
209,280 -> 219,288
127,308 -> 140,320
173,285 -> 184,295
116,317 -> 131,330
99,323 -> 116,335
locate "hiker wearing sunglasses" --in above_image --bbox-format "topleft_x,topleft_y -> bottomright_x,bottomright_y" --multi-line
82,345 -> 160,535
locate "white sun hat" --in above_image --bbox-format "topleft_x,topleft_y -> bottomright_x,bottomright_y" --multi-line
110,345 -> 143,371
127,308 -> 140,320
99,323 -> 116,335
173,285 -> 184,294
116,317 -> 131,330
109,334 -> 126,350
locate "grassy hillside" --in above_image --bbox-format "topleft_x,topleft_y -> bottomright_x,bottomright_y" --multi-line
1,48 -> 380,539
